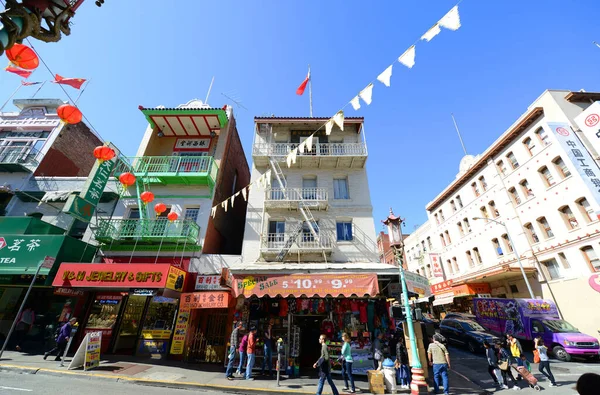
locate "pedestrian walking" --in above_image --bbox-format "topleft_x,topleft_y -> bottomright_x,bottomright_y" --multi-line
225,321 -> 243,380
495,342 -> 520,391
341,332 -> 355,393
506,334 -> 524,367
261,320 -> 273,377
535,337 -> 558,387
44,317 -> 76,361
373,332 -> 384,370
245,326 -> 257,380
313,334 -> 339,395
576,373 -> 600,395
395,337 -> 410,390
484,341 -> 507,389
14,306 -> 35,351
236,330 -> 248,376
427,333 -> 450,395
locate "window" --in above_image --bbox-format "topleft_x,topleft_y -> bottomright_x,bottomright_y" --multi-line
450,200 -> 457,212
492,238 -> 503,256
302,177 -> 318,199
184,207 -> 200,222
576,197 -> 594,223
434,213 -> 440,225
446,259 -> 453,274
452,257 -> 459,272
336,222 -> 353,241
302,221 -> 319,242
537,216 -> 554,238
524,223 -> 539,244
507,152 -> 519,169
519,179 -> 534,198
497,160 -> 507,176
444,230 -> 452,245
582,246 -> 600,272
426,264 -> 432,278
421,240 -> 427,252
523,137 -> 537,156
509,284 -> 519,293
501,233 -> 513,253
333,178 -> 349,199
558,252 -> 571,269
539,166 -> 555,187
68,219 -> 88,240
457,222 -> 464,236
463,218 -> 471,233
552,157 -> 571,179
427,237 -> 432,250
456,195 -> 463,208
439,210 -> 445,221
536,127 -> 550,146
541,258 -> 562,280
559,205 -> 579,230
488,201 -> 499,218
480,206 -> 489,219
268,221 -> 286,243
508,187 -> 521,205
439,233 -> 446,247
466,251 -> 475,267
473,247 -> 482,264
479,176 -> 488,191
471,182 -> 480,197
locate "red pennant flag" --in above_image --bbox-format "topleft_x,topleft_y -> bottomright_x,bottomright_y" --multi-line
5,66 -> 32,78
52,74 -> 86,89
21,81 -> 43,86
296,72 -> 310,95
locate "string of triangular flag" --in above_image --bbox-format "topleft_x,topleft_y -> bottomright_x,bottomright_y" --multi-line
211,169 -> 271,218
210,3 -> 462,218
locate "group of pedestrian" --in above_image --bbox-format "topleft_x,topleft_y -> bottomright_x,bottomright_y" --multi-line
225,320 -> 276,381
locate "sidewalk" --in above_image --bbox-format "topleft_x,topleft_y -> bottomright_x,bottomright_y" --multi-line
0,351 -> 489,394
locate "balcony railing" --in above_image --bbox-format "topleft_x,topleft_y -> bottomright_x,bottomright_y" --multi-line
115,156 -> 218,187
95,218 -> 200,244
265,187 -> 328,210
0,146 -> 39,171
253,142 -> 367,157
261,231 -> 334,252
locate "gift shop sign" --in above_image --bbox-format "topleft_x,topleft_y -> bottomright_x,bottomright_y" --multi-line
173,138 -> 211,151
52,263 -> 187,289
431,280 -> 453,295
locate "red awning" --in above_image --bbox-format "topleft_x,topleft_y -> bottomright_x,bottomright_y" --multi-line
231,273 -> 379,298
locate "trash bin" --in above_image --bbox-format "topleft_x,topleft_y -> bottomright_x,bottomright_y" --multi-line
382,358 -> 397,394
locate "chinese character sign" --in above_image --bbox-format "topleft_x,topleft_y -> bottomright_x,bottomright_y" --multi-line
543,122 -> 600,217
173,138 -> 211,152
403,271 -> 431,297
0,235 -> 63,274
429,253 -> 444,278
575,101 -> 600,160
195,275 -> 226,290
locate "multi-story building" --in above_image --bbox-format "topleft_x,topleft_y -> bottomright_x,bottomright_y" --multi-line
377,230 -> 411,265
404,89 -> 600,338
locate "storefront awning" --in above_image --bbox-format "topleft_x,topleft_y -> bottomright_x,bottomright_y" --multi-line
231,273 -> 379,298
52,263 -> 187,292
433,294 -> 455,306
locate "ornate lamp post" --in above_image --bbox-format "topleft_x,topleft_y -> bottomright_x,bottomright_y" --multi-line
383,209 -> 428,395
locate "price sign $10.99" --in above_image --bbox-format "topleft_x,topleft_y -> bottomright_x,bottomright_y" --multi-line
282,278 -> 354,290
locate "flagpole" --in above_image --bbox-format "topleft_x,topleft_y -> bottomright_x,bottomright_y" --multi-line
451,113 -> 468,155
308,65 -> 313,118
594,41 -> 600,49
205,76 -> 215,105
0,83 -> 23,112
74,78 -> 92,104
30,81 -> 46,99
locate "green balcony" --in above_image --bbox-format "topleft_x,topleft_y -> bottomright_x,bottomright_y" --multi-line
116,156 -> 218,187
95,218 -> 200,246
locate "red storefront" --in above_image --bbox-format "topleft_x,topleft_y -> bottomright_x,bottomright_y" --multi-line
52,263 -> 189,357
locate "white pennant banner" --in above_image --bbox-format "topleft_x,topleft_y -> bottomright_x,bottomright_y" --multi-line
211,206 -> 217,218
377,65 -> 393,87
306,135 -> 314,152
325,119 -> 334,135
350,96 -> 361,111
286,151 -> 293,168
398,46 -> 416,68
298,141 -> 306,154
359,83 -> 374,105
221,200 -> 228,212
439,5 -> 461,31
333,111 -> 345,131
421,23 -> 441,42
241,186 -> 247,201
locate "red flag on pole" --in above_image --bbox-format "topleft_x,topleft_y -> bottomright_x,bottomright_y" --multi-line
5,66 -> 32,78
52,74 -> 86,89
21,81 -> 43,86
296,71 -> 310,95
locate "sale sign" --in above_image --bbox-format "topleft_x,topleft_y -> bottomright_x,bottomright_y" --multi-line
231,273 -> 379,298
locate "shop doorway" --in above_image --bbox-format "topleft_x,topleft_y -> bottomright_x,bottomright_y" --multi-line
112,295 -> 148,354
293,314 -> 327,369
187,308 -> 228,363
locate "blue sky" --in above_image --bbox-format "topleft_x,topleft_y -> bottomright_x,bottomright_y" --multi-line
2,0 -> 600,232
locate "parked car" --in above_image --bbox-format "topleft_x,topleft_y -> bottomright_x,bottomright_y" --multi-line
440,318 -> 500,353
443,312 -> 476,321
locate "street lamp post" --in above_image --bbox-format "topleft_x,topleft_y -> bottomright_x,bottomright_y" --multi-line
383,209 -> 428,395
472,216 -> 535,299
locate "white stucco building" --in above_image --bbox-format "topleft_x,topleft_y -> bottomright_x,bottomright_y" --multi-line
403,89 -> 600,339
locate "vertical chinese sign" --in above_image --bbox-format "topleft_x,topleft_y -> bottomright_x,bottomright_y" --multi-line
429,253 -> 444,278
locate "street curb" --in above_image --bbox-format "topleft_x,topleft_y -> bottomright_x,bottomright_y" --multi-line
450,369 -> 493,395
0,364 -> 317,395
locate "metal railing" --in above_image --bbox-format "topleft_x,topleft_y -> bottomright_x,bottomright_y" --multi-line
261,231 -> 334,251
265,187 -> 328,201
95,218 -> 200,243
253,142 -> 367,157
0,146 -> 40,166
123,155 -> 215,175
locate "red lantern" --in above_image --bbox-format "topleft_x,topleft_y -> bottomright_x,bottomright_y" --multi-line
118,172 -> 136,187
57,104 -> 82,124
93,146 -> 115,162
6,44 -> 39,70
167,212 -> 179,222
140,191 -> 155,204
154,203 -> 167,215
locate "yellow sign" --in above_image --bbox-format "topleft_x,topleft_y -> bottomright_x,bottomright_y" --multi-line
141,330 -> 172,340
84,331 -> 101,371
170,308 -> 190,355
166,266 -> 186,292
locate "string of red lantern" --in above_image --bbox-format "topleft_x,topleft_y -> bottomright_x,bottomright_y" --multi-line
93,146 -> 115,162
57,104 -> 83,124
140,191 -> 155,205
154,203 -> 167,215
167,212 -> 179,222
119,172 -> 136,188
5,44 -> 39,70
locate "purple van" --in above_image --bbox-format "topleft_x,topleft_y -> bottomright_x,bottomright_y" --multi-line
473,298 -> 599,362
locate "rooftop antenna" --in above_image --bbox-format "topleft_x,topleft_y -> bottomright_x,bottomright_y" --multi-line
221,92 -> 248,111
451,113 -> 468,156
204,76 -> 215,106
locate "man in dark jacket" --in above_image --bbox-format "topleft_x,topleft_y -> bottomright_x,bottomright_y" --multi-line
313,334 -> 339,395
44,317 -> 76,361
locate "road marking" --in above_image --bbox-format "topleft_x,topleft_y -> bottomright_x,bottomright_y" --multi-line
0,386 -> 32,392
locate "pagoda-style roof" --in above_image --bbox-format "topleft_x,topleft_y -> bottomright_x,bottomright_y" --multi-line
139,105 -> 228,136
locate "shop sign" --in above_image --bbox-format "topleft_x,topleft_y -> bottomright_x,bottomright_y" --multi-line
220,267 -> 233,288
429,253 -> 444,278
173,137 -> 211,151
589,273 -> 600,293
196,274 -> 227,291
165,266 -> 186,292
231,273 -> 379,298
141,330 -> 172,340
132,289 -> 157,296
403,271 -> 431,297
387,283 -> 401,298
431,280 -> 453,295
85,331 -> 101,371
54,287 -> 85,297
170,309 -> 190,355
52,263 -> 185,289
453,283 -> 491,297
139,339 -> 168,355
180,291 -> 229,309
0,235 -> 63,275
575,101 -> 600,164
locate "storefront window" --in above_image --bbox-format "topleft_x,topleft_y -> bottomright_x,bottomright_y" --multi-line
86,294 -> 123,332
143,296 -> 178,334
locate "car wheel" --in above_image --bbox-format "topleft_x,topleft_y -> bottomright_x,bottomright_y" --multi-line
552,345 -> 572,362
468,341 -> 477,353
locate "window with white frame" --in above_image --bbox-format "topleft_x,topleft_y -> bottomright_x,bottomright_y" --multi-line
523,137 -> 537,156
480,206 -> 489,219
463,218 -> 471,233
488,200 -> 499,218
557,252 -> 571,269
497,160 -> 507,176
581,246 -> 600,272
471,182 -> 480,197
559,205 -> 579,230
439,209 -> 445,221
537,216 -> 554,238
456,195 -> 463,208
479,176 -> 488,191
444,230 -> 452,245
466,251 -> 474,267
333,178 -> 349,199
457,222 -> 464,236
536,127 -> 550,146
576,197 -> 594,223
541,258 -> 562,280
508,187 -> 521,205
450,200 -> 457,212
507,152 -> 519,169
439,233 -> 446,247
524,223 -> 539,244
336,221 -> 353,241
519,179 -> 534,198
501,233 -> 513,253
452,257 -> 459,272
492,238 -> 503,256
473,247 -> 482,264
539,166 -> 555,187
446,259 -> 453,274
552,156 -> 571,179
